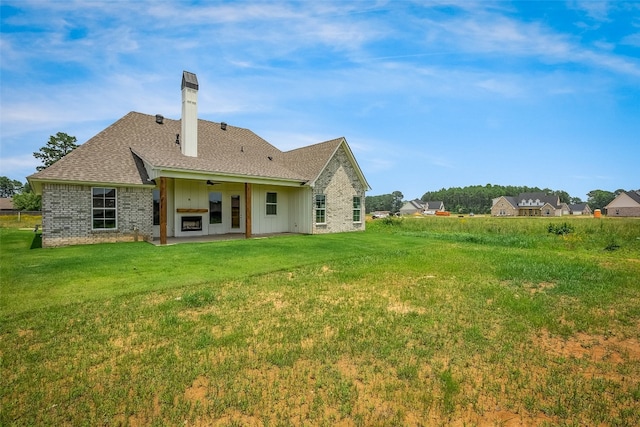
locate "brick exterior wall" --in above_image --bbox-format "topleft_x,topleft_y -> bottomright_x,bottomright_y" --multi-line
312,146 -> 366,234
607,207 -> 640,217
41,183 -> 153,247
491,198 -> 518,216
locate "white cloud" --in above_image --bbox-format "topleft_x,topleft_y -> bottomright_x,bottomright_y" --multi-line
621,32 -> 640,47
570,1 -> 611,22
0,154 -> 39,180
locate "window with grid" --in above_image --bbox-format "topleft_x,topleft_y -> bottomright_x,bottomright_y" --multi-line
315,194 -> 326,224
266,192 -> 277,215
353,196 -> 362,222
92,187 -> 117,229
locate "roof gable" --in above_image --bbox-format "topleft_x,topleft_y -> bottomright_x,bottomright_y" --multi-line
284,137 -> 370,190
493,196 -> 517,209
605,191 -> 640,208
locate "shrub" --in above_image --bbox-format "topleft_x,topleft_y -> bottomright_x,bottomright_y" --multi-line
381,215 -> 403,226
548,222 -> 574,236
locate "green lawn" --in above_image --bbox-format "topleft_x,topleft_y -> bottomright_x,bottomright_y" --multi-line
2,216 -> 639,426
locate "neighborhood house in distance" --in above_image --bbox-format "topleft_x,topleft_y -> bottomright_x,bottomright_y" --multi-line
491,193 -> 588,217
28,72 -> 370,247
604,190 -> 640,217
491,191 -> 640,217
399,199 -> 446,216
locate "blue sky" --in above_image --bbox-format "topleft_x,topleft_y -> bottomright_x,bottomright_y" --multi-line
1,0 -> 638,201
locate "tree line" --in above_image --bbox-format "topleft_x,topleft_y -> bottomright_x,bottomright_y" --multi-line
366,185 -> 634,214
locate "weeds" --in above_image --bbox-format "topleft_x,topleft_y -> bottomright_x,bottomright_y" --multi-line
548,222 -> 574,235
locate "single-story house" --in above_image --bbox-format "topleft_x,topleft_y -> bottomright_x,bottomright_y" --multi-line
423,201 -> 445,215
399,199 -> 424,216
604,190 -> 640,217
491,193 -> 565,217
399,199 -> 445,216
28,71 -> 370,247
569,203 -> 592,216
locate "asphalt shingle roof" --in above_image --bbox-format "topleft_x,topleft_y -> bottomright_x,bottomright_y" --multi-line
29,112 -> 353,187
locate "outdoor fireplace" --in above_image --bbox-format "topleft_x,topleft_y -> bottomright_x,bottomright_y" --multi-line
181,216 -> 203,232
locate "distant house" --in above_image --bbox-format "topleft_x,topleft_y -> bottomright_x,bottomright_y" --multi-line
423,201 -> 445,215
569,203 -> 592,216
491,196 -> 518,216
28,71 -> 370,247
399,199 -> 424,216
604,191 -> 640,217
491,193 -> 565,217
399,199 -> 445,216
0,198 -> 14,211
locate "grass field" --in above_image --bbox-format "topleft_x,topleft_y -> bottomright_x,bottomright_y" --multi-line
1,215 -> 639,426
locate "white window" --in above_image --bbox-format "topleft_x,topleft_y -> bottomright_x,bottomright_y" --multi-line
266,192 -> 277,215
353,196 -> 362,222
315,194 -> 326,224
92,187 -> 117,229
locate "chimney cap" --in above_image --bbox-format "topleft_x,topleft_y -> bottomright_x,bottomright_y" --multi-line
155,114 -> 164,124
221,122 -> 227,130
181,71 -> 199,90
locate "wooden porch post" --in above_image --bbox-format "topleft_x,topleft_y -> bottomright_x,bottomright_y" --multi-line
245,182 -> 252,238
160,177 -> 167,245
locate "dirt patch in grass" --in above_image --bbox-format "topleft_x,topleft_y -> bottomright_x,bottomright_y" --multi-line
184,375 -> 209,405
387,299 -> 426,314
523,281 -> 556,294
535,330 -> 640,363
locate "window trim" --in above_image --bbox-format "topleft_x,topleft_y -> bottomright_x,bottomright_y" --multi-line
92,187 -> 117,230
315,194 -> 326,224
266,192 -> 278,216
353,196 -> 362,223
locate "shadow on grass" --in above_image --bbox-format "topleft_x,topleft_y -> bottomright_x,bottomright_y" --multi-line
30,233 -> 42,249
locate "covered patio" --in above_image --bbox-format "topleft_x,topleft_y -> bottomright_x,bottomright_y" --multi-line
150,232 -> 298,246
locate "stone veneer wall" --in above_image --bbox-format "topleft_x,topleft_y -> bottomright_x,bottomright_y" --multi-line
312,146 -> 366,234
41,183 -> 153,247
491,198 -> 518,216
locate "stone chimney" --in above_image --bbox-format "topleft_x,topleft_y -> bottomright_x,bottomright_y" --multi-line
181,71 -> 198,157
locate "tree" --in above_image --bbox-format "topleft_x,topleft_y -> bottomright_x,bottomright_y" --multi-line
570,197 -> 583,204
551,190 -> 571,204
366,194 -> 394,213
587,189 -> 616,210
0,176 -> 23,198
12,192 -> 41,211
33,132 -> 78,171
391,191 -> 404,213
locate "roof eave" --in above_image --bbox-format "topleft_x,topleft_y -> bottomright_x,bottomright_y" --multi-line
150,166 -> 307,188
